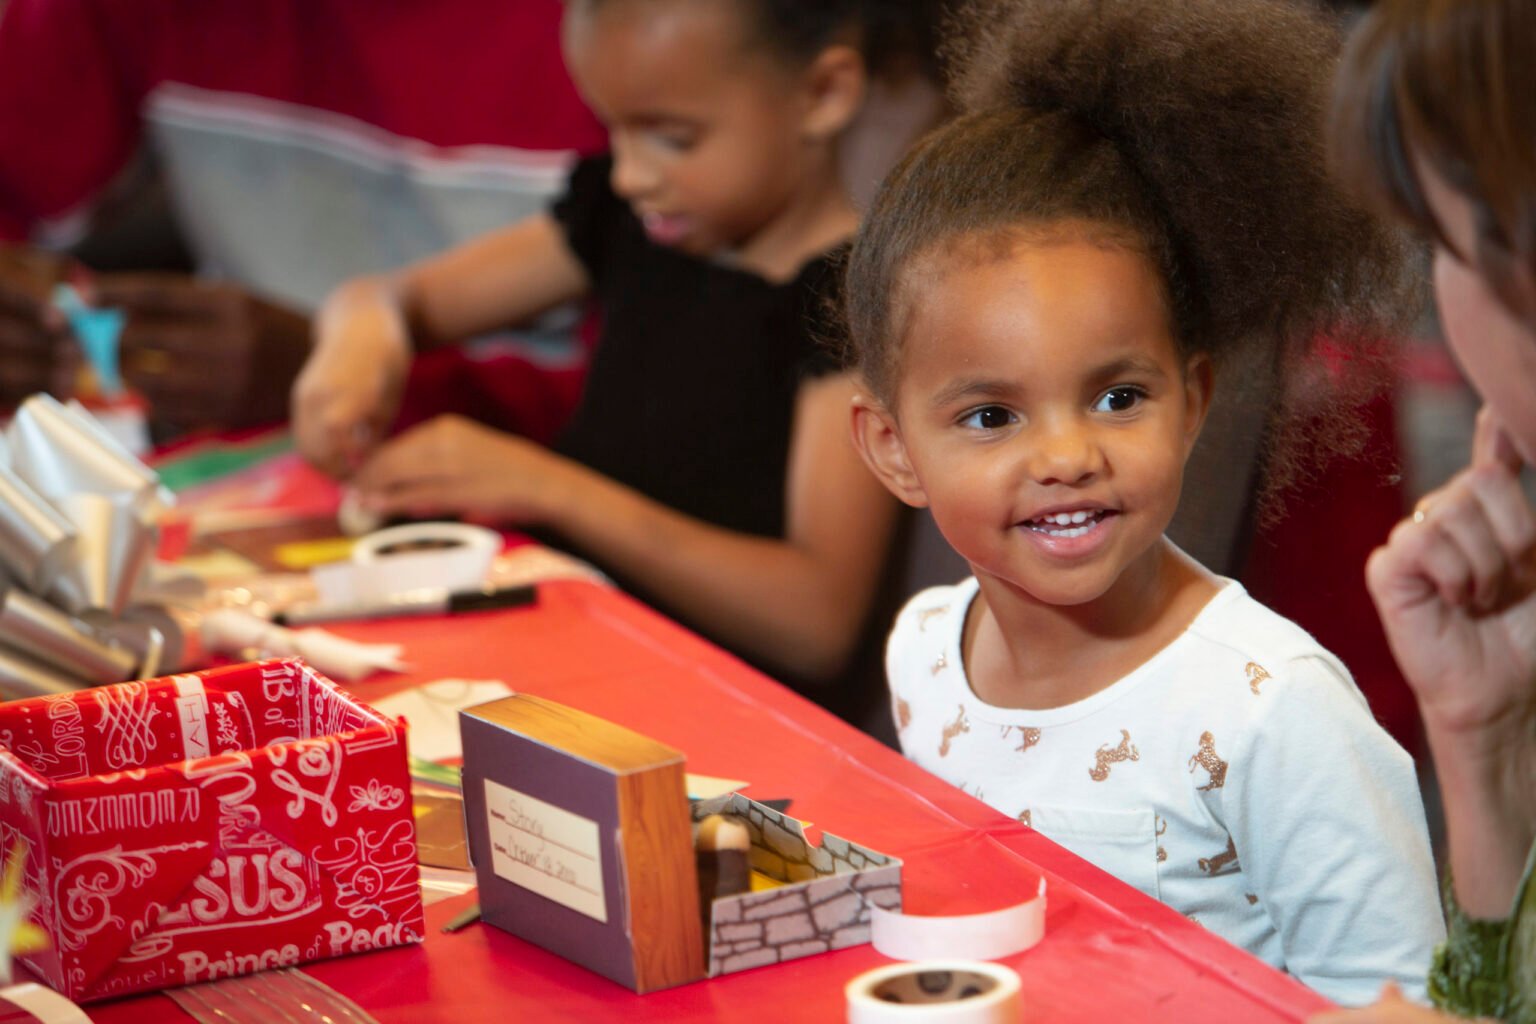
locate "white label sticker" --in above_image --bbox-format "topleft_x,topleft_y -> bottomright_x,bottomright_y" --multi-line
174,676 -> 210,761
483,778 -> 607,923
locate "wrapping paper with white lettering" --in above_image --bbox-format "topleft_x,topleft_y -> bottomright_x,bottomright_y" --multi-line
0,658 -> 423,1002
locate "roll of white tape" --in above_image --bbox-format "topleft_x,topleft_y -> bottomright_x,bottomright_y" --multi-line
871,878 -> 1046,962
846,961 -> 1022,1023
350,522 -> 501,595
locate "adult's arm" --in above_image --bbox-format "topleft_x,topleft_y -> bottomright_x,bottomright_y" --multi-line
1366,410 -> 1536,921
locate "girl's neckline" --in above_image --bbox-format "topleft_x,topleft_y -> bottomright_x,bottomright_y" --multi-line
634,217 -> 850,290
703,240 -> 850,288
946,575 -> 1241,727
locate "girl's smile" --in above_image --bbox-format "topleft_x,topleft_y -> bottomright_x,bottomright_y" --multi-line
1019,505 -> 1119,549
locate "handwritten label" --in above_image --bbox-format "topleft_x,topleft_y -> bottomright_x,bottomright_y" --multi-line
483,779 -> 606,923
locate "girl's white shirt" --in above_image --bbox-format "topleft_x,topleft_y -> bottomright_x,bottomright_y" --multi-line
887,575 -> 1444,1007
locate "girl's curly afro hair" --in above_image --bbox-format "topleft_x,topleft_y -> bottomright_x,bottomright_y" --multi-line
845,0 -> 1415,506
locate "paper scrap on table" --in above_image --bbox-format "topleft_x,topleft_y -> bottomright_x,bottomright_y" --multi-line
372,679 -> 515,763
201,608 -> 407,681
685,773 -> 750,800
418,865 -> 477,908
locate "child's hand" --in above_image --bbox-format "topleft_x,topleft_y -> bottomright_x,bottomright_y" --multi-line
1310,984 -> 1493,1023
1366,407 -> 1536,741
291,279 -> 413,477
349,414 -> 577,526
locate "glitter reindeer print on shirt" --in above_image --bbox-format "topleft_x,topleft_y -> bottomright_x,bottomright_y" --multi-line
1089,729 -> 1140,781
1188,732 -> 1228,791
939,705 -> 969,756
1199,836 -> 1240,876
1001,725 -> 1041,754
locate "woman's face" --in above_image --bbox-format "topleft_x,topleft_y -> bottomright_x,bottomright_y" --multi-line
1418,158 -> 1536,463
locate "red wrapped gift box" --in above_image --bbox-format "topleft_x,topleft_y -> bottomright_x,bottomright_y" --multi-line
0,658 -> 423,1003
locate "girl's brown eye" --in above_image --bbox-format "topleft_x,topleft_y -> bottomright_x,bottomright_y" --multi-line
1095,387 -> 1144,413
962,406 -> 1014,430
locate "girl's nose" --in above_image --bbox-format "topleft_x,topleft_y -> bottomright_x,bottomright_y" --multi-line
1025,418 -> 1104,486
608,135 -> 659,201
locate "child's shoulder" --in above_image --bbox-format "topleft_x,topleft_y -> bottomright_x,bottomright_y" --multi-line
1179,580 -> 1366,713
1187,581 -> 1329,657
886,578 -> 977,667
892,578 -> 978,632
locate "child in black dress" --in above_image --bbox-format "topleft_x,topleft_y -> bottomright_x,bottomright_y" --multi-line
291,0 -> 901,717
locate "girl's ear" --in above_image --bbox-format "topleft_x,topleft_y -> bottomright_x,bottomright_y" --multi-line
850,393 -> 929,508
801,44 -> 866,142
1182,353 -> 1216,456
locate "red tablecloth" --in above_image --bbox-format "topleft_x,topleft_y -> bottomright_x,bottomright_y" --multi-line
82,580 -> 1330,1022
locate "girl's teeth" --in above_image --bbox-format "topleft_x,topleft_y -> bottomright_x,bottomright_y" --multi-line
1038,523 -> 1092,538
1039,511 -> 1096,525
1026,510 -> 1104,537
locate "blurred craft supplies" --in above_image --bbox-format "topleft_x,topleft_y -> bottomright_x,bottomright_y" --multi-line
195,513 -> 354,573
164,967 -> 381,1024
49,283 -> 153,457
374,676 -> 754,803
200,607 -> 407,682
372,679 -> 516,763
0,397 -> 412,687
275,583 -> 537,626
51,283 -> 125,400
413,788 -> 472,873
0,394 -> 173,696
319,521 -> 501,602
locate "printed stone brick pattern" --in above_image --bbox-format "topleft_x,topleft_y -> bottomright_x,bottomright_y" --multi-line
691,794 -> 902,976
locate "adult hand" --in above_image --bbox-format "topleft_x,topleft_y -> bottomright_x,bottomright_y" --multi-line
1365,407 -> 1536,741
1310,984 -> 1493,1024
349,414 -> 578,525
0,244 -> 75,404
94,273 -> 309,434
291,278 -> 413,477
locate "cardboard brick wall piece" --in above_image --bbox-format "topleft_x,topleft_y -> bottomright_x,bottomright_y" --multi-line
688,794 -> 902,976
0,658 -> 424,1003
460,694 -> 706,993
459,695 -> 903,993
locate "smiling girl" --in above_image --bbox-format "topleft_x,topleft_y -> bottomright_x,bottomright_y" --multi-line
845,0 -> 1442,1005
289,0 -> 904,718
